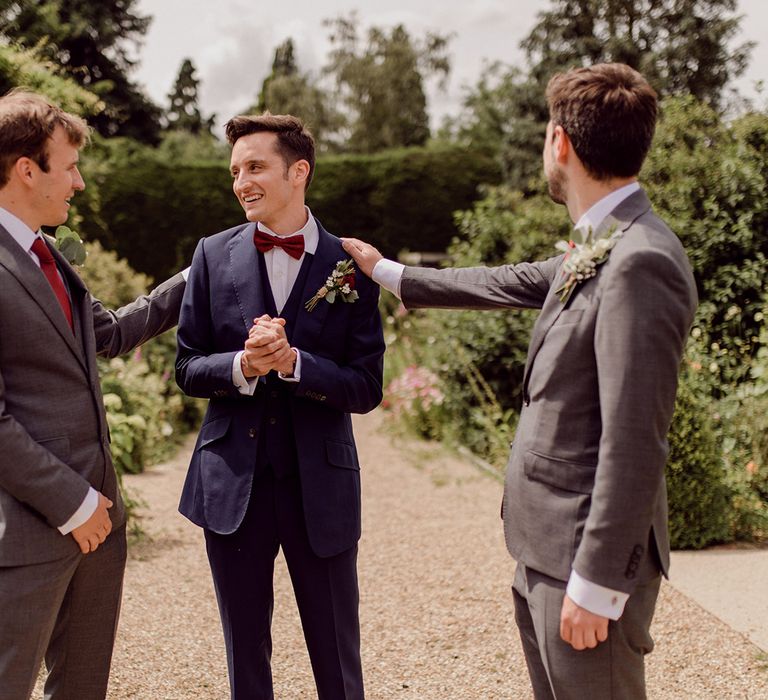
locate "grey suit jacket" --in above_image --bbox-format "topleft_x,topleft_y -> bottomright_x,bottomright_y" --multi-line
401,190 -> 697,594
0,226 -> 185,566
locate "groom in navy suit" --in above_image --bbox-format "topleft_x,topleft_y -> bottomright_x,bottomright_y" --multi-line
175,113 -> 384,699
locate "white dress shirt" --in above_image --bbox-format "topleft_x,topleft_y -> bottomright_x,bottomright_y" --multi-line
232,207 -> 319,394
371,183 -> 642,620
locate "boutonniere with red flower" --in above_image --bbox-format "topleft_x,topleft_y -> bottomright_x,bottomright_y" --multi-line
305,258 -> 359,311
553,225 -> 622,304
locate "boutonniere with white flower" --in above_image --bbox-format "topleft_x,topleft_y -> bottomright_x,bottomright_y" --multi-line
305,258 -> 359,311
53,225 -> 87,266
553,225 -> 622,304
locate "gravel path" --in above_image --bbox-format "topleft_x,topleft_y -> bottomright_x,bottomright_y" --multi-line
38,410 -> 768,699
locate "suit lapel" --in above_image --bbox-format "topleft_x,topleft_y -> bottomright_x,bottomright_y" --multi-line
228,223 -> 267,334
291,224 -> 337,350
521,189 -> 653,395
0,227 -> 88,371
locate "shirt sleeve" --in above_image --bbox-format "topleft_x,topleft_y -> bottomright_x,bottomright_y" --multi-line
566,569 -> 629,620
278,348 -> 301,383
58,487 -> 99,535
372,259 -> 405,299
232,351 -> 258,396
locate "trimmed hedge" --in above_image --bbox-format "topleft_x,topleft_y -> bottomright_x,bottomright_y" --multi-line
77,144 -> 501,282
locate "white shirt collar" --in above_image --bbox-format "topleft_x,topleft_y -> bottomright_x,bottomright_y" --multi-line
256,205 -> 319,255
574,181 -> 641,233
0,206 -> 42,254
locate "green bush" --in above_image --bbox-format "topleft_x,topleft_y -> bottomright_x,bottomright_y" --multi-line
71,241 -> 203,476
76,143 -> 501,282
644,97 -> 768,384
666,343 -> 731,549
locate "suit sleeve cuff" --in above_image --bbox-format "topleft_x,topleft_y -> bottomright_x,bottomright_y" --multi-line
58,487 -> 99,535
566,570 -> 629,620
372,259 -> 404,299
232,351 -> 258,396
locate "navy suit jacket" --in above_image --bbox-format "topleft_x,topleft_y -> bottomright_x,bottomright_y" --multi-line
176,219 -> 385,558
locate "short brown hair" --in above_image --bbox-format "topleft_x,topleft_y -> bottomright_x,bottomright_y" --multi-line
546,63 -> 657,180
224,112 -> 316,189
0,89 -> 90,188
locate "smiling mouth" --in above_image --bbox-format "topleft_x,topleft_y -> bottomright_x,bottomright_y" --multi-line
242,194 -> 263,204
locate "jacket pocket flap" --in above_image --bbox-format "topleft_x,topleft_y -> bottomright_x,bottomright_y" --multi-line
326,440 -> 359,470
198,416 -> 231,448
523,450 -> 595,494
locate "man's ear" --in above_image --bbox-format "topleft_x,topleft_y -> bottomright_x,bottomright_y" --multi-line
552,125 -> 570,163
13,157 -> 36,186
291,159 -> 310,187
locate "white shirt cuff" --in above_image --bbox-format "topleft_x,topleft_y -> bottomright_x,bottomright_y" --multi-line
372,259 -> 405,299
278,349 -> 301,382
566,570 -> 629,620
232,351 -> 258,395
58,487 -> 99,535
181,266 -> 190,281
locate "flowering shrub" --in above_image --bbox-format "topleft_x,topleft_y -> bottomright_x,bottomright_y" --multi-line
383,366 -> 445,439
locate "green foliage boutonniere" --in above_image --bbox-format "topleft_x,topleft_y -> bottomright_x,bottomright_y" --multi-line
53,225 -> 87,266
553,225 -> 622,304
305,258 -> 359,312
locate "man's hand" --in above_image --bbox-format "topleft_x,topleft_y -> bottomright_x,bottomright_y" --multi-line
241,315 -> 296,378
71,493 -> 113,554
560,594 -> 609,650
341,238 -> 383,278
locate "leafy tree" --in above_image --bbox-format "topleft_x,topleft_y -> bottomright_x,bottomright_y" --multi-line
0,0 -> 162,143
522,0 -> 753,109
165,57 -> 214,134
452,0 -> 753,187
0,42 -> 103,116
323,13 -> 451,153
251,39 -> 344,152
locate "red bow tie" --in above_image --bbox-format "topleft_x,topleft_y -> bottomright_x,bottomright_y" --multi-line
253,228 -> 305,260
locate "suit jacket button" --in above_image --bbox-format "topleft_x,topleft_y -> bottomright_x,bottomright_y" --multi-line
248,428 -> 257,438
523,394 -> 530,407
269,417 -> 277,425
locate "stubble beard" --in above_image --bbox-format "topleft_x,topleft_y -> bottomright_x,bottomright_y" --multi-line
547,166 -> 567,206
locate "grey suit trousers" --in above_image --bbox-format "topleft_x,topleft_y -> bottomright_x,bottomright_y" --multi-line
513,564 -> 660,700
0,526 -> 127,700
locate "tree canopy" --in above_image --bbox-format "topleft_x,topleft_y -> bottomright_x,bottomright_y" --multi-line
323,14 -> 451,153
0,0 -> 162,143
165,58 -> 214,134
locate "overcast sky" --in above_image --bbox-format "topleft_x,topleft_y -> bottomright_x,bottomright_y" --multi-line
133,0 -> 768,132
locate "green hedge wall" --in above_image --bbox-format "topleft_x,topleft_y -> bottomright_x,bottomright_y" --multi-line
77,144 -> 501,282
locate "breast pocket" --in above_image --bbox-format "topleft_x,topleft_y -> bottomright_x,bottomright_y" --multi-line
552,309 -> 584,328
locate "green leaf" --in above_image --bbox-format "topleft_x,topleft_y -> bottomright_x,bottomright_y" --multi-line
54,225 -> 87,266
325,289 -> 337,304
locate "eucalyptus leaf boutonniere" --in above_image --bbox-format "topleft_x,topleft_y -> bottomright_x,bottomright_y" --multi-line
553,225 -> 622,304
305,258 -> 359,312
54,225 -> 87,266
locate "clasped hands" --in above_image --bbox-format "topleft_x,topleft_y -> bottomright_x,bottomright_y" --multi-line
241,314 -> 296,379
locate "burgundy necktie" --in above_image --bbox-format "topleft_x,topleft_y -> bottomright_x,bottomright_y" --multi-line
31,238 -> 74,331
253,229 -> 305,260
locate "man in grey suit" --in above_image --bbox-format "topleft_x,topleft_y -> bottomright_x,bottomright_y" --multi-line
343,63 -> 697,699
0,90 -> 186,699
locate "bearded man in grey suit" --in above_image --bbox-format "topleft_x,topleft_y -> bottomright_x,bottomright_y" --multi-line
0,90 -> 186,699
343,63 -> 698,699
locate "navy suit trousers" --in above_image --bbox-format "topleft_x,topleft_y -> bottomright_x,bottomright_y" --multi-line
204,469 -> 364,700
